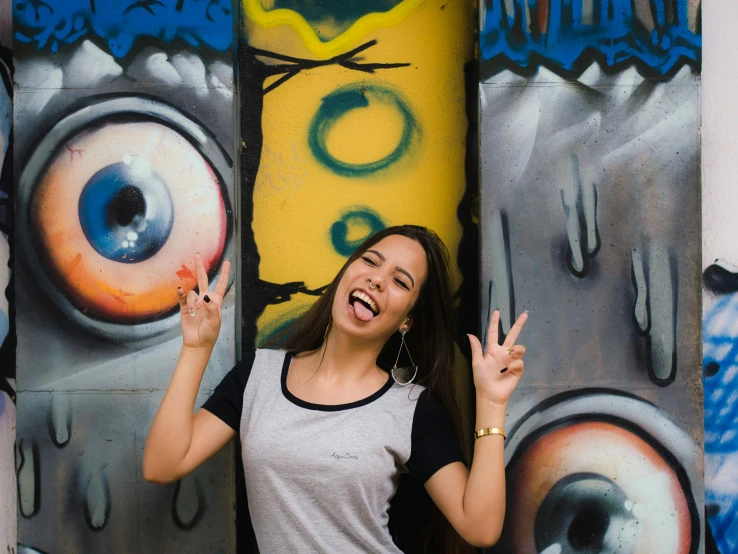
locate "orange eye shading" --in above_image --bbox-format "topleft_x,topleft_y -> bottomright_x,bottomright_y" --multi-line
30,121 -> 227,323
501,421 -> 693,554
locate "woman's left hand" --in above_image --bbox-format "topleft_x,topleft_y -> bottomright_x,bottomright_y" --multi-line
468,310 -> 528,406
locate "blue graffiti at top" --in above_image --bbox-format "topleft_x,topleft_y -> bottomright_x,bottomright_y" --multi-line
13,0 -> 233,57
480,0 -> 701,76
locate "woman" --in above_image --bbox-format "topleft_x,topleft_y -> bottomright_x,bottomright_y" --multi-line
143,225 -> 528,552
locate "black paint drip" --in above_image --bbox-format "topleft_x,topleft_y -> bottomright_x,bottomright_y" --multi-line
704,263 -> 738,294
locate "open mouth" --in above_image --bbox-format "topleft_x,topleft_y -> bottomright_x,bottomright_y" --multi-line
349,290 -> 379,321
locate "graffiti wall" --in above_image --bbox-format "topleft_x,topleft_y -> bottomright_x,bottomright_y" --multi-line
479,0 -> 704,552
12,0 -> 237,551
702,2 -> 738,552
1,0 -> 15,550
5,0 -> 713,551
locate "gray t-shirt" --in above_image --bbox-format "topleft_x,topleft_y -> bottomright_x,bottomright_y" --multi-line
203,348 -> 464,553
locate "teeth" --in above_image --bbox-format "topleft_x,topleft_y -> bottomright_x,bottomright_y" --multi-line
350,290 -> 378,314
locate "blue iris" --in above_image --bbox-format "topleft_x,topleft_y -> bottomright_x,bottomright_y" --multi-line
78,163 -> 173,263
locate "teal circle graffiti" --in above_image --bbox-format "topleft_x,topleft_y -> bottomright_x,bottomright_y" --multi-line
308,85 -> 417,177
330,209 -> 386,256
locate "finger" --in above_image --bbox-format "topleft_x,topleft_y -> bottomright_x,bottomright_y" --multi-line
186,290 -> 198,317
485,310 -> 500,354
177,287 -> 187,311
507,359 -> 524,376
213,259 -> 231,298
467,334 -> 484,365
506,345 -> 526,360
503,311 -> 529,348
202,292 -> 217,312
203,293 -> 221,328
195,253 -> 209,296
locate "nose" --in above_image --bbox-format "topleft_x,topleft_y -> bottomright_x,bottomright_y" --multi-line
367,276 -> 384,292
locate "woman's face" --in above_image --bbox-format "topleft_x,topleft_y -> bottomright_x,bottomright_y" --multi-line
331,234 -> 428,342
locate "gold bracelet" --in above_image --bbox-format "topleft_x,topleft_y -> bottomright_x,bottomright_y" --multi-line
474,427 -> 506,440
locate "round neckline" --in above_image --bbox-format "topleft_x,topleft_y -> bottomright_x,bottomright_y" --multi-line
280,351 -> 394,412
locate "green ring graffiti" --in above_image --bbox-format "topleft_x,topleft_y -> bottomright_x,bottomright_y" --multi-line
308,84 -> 417,177
330,208 -> 386,256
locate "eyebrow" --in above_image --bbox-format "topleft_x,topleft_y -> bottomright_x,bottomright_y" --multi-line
366,250 -> 415,288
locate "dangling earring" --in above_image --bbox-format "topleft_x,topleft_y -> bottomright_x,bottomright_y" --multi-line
391,328 -> 418,386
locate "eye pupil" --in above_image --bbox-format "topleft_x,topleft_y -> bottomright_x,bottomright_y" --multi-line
567,500 -> 610,550
109,185 -> 146,227
78,162 -> 173,264
534,473 -> 632,554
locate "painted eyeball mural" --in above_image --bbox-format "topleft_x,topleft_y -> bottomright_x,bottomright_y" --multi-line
16,97 -> 233,340
494,391 -> 701,554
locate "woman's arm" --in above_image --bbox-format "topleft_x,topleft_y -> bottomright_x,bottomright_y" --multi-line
425,310 -> 528,548
143,255 -> 234,484
143,347 -> 236,484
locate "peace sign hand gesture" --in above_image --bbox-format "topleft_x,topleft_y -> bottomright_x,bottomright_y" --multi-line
177,254 -> 231,351
468,310 -> 529,406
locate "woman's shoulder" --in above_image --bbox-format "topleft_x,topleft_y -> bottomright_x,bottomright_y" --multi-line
247,347 -> 290,369
231,348 -> 289,395
252,347 -> 288,358
226,348 -> 288,379
387,381 -> 428,398
253,347 -> 287,353
386,384 -> 453,423
383,381 -> 431,412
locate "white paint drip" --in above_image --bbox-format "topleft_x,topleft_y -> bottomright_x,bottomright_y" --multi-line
561,159 -> 584,273
85,468 -> 109,529
631,249 -> 649,332
487,211 -> 513,337
17,441 -> 36,517
172,52 -> 207,97
128,48 -> 182,85
647,243 -> 675,380
49,393 -> 70,446
14,61 -> 63,116
65,40 -> 123,87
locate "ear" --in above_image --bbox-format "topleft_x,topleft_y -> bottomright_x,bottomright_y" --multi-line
400,317 -> 413,333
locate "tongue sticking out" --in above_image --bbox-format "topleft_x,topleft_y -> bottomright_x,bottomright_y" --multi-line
352,300 -> 375,322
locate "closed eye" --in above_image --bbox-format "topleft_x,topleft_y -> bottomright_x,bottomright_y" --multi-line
394,277 -> 409,290
362,255 -> 377,267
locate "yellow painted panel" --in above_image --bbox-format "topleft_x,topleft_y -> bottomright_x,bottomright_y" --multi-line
245,0 -> 473,341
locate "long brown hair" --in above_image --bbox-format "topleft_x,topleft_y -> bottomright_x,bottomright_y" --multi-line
277,225 -> 471,552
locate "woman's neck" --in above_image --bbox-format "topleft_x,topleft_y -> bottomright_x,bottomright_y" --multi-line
313,328 -> 385,383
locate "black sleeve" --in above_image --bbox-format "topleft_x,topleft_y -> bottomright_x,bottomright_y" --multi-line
406,389 -> 466,483
201,350 -> 257,431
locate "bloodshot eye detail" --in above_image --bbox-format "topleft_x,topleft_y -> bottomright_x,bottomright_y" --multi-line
493,390 -> 702,554
16,97 -> 233,341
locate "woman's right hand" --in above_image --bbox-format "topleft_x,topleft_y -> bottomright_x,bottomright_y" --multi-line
177,254 -> 231,350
